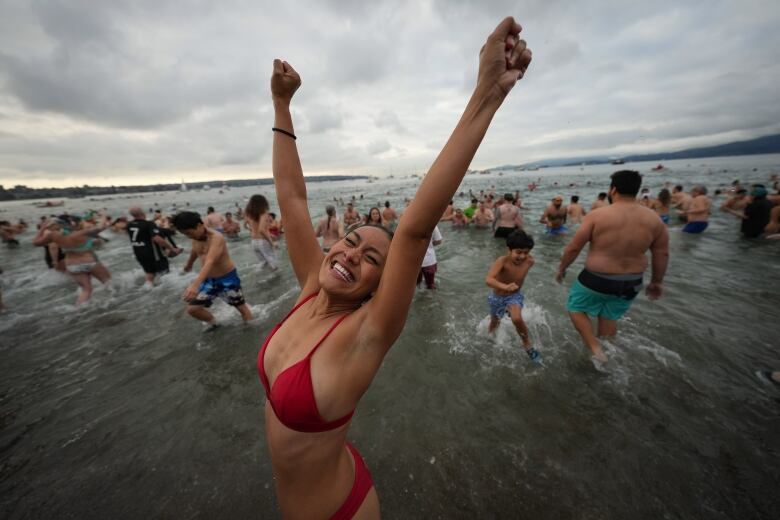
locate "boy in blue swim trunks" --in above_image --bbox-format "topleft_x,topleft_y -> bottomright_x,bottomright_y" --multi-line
173,211 -> 253,330
485,230 -> 541,362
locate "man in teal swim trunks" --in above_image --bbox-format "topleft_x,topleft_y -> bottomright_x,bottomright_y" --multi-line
555,170 -> 669,362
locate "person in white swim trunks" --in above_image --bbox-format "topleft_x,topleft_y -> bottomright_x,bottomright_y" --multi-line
245,194 -> 279,271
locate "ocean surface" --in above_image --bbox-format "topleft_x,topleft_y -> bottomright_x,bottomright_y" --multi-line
1,155 -> 779,519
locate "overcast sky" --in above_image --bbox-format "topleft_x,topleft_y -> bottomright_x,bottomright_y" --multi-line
1,0 -> 779,188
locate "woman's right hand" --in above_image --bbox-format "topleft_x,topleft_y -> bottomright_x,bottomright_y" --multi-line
271,59 -> 301,105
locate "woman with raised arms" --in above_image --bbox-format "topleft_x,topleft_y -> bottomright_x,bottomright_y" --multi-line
258,17 -> 532,519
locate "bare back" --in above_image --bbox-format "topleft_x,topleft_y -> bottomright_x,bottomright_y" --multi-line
584,202 -> 665,273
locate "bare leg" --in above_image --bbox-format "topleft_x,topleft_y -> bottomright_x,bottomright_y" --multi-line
597,316 -> 618,338
144,272 -> 155,287
72,273 -> 93,305
568,311 -> 607,362
187,305 -> 215,324
488,315 -> 500,334
507,305 -> 531,349
91,263 -> 111,284
235,303 -> 253,321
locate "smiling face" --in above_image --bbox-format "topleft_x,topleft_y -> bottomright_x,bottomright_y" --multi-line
509,247 -> 531,264
319,226 -> 391,301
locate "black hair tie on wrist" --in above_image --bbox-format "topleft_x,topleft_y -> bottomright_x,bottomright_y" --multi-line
272,127 -> 297,140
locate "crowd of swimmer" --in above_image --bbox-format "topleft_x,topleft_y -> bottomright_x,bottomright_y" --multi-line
2,171 -> 777,342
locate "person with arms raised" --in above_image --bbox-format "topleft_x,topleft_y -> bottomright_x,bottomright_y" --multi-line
259,17 -> 532,519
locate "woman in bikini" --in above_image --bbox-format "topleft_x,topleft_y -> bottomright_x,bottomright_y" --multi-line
33,216 -> 111,305
259,17 -> 532,519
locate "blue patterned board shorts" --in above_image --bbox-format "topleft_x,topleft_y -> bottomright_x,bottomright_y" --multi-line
488,291 -> 525,318
190,268 -> 246,307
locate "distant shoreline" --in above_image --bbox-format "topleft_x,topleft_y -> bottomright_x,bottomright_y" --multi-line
0,175 -> 369,202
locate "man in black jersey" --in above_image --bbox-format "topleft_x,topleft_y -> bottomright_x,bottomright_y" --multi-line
127,207 -> 182,287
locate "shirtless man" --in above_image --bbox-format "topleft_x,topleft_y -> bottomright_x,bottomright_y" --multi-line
494,193 -> 522,238
173,211 -> 252,328
721,189 -> 749,213
381,201 -> 398,230
540,196 -> 568,235
204,206 -> 225,231
222,212 -> 241,239
591,192 -> 608,210
556,170 -> 669,362
472,201 -> 495,228
342,202 -> 361,229
680,185 -> 711,233
671,185 -> 693,221
567,195 -> 586,225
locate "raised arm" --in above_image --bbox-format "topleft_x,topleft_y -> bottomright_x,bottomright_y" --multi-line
271,60 -> 324,289
363,17 -> 532,349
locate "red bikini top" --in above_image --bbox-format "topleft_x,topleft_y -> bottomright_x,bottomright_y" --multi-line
258,293 -> 354,433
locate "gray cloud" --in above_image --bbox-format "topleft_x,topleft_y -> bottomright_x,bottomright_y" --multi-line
0,0 -> 779,187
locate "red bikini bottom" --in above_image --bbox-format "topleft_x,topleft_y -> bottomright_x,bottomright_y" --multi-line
329,443 -> 374,520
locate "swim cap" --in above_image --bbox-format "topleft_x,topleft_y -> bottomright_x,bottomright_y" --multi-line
751,185 -> 768,198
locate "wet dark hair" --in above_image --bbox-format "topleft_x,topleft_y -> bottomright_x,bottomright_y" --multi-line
325,205 -> 336,230
171,211 -> 203,231
736,189 -> 747,195
245,195 -> 269,222
207,206 -> 215,213
657,188 -> 671,205
597,192 -> 607,200
571,195 -> 579,203
471,198 -> 478,204
610,170 -> 642,196
506,229 -> 534,250
384,201 -> 390,208
674,185 -> 684,192
225,212 -> 232,218
365,207 -> 382,225
504,193 -> 514,202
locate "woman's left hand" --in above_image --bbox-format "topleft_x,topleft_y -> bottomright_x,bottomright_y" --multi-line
477,17 -> 533,101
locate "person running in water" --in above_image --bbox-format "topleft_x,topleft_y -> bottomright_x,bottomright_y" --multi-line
485,230 -> 540,362
245,194 -> 278,270
127,207 -> 182,288
259,18 -> 531,518
556,170 -> 669,363
33,215 -> 111,305
173,211 -> 252,328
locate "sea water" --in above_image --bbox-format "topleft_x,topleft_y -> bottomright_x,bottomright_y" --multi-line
1,155 -> 778,519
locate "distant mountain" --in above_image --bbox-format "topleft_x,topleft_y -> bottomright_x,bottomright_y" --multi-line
489,133 -> 780,171
622,133 -> 780,162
